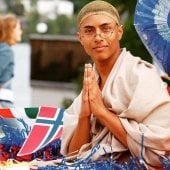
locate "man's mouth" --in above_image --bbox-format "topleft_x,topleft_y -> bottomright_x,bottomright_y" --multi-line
93,45 -> 107,51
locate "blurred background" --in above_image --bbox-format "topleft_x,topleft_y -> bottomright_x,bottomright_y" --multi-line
0,0 -> 152,108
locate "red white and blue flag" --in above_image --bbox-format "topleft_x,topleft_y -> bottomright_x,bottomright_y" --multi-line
17,106 -> 64,156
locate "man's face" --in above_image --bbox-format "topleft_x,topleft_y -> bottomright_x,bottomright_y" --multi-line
77,13 -> 123,63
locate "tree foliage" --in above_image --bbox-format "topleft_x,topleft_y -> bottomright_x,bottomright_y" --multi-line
4,0 -> 25,16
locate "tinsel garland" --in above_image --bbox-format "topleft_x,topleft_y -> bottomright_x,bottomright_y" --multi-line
36,145 -> 170,170
0,118 -> 62,162
0,118 -> 170,170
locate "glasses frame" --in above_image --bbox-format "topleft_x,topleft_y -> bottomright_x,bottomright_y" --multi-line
80,24 -> 118,40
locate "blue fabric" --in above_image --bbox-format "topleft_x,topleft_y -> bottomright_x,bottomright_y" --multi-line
134,0 -> 170,76
0,43 -> 14,87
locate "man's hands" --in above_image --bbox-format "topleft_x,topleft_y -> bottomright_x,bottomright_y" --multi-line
81,63 -> 127,147
80,63 -> 106,119
80,64 -> 92,118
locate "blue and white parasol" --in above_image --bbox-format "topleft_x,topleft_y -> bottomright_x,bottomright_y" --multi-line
134,0 -> 170,76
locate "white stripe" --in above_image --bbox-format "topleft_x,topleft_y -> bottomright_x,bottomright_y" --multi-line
0,88 -> 14,102
10,107 -> 36,128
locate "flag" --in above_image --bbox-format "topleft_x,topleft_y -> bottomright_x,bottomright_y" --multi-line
0,107 -> 38,132
0,107 -> 38,119
17,106 -> 64,156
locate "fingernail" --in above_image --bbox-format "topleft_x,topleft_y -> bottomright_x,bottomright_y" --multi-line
85,63 -> 92,68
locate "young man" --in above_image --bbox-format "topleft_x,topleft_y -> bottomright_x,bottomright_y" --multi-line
61,1 -> 170,169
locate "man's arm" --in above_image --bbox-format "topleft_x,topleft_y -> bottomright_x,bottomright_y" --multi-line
68,64 -> 92,154
87,65 -> 127,147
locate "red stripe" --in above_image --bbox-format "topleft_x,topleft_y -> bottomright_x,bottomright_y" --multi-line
38,106 -> 57,118
0,109 -> 15,118
18,125 -> 50,154
167,86 -> 170,95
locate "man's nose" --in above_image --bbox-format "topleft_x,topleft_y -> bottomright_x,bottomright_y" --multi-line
94,29 -> 103,39
94,33 -> 102,38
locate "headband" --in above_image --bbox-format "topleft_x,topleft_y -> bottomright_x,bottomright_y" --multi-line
77,0 -> 121,27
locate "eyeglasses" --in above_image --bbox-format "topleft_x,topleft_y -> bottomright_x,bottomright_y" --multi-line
80,24 -> 117,40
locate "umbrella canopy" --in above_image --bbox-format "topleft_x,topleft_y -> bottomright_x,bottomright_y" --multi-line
134,0 -> 170,76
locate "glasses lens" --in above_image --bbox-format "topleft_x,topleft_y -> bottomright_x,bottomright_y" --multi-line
81,25 -> 117,39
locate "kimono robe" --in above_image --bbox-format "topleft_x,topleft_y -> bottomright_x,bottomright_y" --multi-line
61,48 -> 170,168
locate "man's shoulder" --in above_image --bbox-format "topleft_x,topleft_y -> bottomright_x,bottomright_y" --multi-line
123,48 -> 154,69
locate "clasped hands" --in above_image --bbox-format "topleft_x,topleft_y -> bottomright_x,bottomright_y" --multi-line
78,64 -> 127,147
80,63 -> 107,119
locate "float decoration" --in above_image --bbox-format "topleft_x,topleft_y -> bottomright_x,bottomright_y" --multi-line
0,106 -> 170,169
134,0 -> 170,76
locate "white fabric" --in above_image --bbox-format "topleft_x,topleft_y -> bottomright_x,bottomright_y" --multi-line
0,88 -> 14,102
61,48 -> 170,168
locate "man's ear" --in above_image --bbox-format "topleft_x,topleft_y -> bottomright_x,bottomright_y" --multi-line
77,32 -> 84,46
117,25 -> 123,41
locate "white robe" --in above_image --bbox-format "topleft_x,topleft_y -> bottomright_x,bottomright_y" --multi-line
61,48 -> 170,168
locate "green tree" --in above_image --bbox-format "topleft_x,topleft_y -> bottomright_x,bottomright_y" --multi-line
46,14 -> 77,35
121,15 -> 152,63
4,0 -> 25,16
24,10 -> 41,41
56,15 -> 74,35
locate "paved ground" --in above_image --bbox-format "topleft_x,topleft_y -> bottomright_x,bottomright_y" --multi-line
12,43 -> 76,108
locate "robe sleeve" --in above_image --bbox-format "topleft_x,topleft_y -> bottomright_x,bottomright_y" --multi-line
60,93 -> 82,155
119,61 -> 170,167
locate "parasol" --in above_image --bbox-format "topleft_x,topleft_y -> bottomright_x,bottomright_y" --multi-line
134,0 -> 170,76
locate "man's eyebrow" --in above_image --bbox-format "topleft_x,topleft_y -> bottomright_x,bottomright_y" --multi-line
100,23 -> 112,27
83,22 -> 111,28
83,25 -> 94,29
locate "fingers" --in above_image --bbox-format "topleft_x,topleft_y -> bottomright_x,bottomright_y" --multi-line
85,63 -> 93,81
83,63 -> 99,98
83,63 -> 93,86
85,64 -> 98,90
82,63 -> 103,116
85,63 -> 92,69
81,64 -> 93,117
83,63 -> 92,100
86,63 -> 94,82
